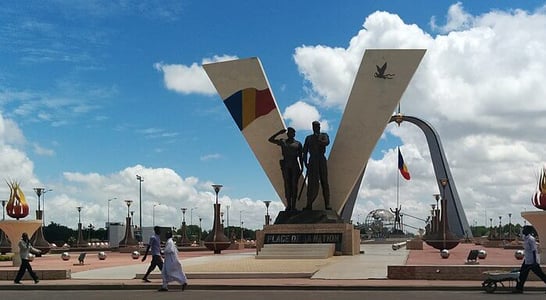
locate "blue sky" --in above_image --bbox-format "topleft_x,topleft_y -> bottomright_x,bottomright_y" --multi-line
1,1 -> 546,233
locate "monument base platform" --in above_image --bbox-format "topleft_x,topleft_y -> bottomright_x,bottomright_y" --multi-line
274,209 -> 344,224
255,222 -> 360,256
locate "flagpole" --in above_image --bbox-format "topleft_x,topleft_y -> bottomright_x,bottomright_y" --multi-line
396,147 -> 400,210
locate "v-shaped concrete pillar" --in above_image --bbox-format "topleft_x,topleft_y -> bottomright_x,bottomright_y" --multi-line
204,50 -> 425,216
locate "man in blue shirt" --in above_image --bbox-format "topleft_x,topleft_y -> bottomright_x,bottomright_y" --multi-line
514,225 -> 546,293
141,226 -> 163,283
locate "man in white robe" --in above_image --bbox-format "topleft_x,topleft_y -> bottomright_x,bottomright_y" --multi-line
158,231 -> 188,292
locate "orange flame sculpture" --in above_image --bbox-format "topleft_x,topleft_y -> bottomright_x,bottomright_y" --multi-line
532,167 -> 546,210
6,180 -> 30,219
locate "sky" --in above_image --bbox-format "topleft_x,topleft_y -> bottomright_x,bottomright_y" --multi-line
1,1 -> 546,234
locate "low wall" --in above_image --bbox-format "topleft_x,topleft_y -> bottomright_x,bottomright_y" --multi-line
387,265 -> 541,281
0,269 -> 71,280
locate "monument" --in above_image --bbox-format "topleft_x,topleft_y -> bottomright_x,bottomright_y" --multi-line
203,184 -> 231,253
118,200 -> 138,252
0,180 -> 41,266
203,49 -> 426,255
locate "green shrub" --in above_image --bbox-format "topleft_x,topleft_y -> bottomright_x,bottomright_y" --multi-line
0,254 -> 13,261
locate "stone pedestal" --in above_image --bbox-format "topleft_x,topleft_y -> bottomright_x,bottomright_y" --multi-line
31,210 -> 51,254
0,229 -> 11,254
522,211 -> 546,263
255,222 -> 360,255
0,220 -> 42,266
275,210 -> 343,224
406,238 -> 424,250
118,217 -> 138,248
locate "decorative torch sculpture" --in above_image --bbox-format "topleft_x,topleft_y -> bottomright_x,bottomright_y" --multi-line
6,180 -> 30,219
532,167 -> 546,210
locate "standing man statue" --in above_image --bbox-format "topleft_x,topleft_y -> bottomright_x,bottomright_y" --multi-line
269,127 -> 303,211
303,121 -> 331,210
390,205 -> 402,231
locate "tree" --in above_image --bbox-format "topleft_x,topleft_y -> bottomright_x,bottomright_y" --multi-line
43,222 -> 76,246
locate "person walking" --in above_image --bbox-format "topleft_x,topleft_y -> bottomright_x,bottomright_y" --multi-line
513,225 -> 546,293
268,127 -> 303,211
14,232 -> 41,284
141,226 -> 163,282
302,121 -> 331,210
157,231 -> 187,292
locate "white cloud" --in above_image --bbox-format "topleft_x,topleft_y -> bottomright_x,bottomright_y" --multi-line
200,153 -> 222,161
154,62 -> 216,95
283,101 -> 329,132
47,164 -> 280,231
431,2 -> 474,33
33,143 -> 55,156
0,116 -> 26,145
154,55 -> 239,96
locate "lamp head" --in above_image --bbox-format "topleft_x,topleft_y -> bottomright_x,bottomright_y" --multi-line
263,200 -> 271,208
124,199 -> 133,207
212,184 -> 223,194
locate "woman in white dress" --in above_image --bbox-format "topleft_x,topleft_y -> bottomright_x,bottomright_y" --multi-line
158,231 -> 188,292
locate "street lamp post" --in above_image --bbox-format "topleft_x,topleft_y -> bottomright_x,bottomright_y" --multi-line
153,203 -> 161,226
498,216 -> 502,238
107,197 -> 117,240
190,207 -> 196,226
240,221 -> 244,243
0,200 -> 8,252
198,217 -> 202,243
181,207 -> 190,246
76,206 -> 85,247
439,178 -> 448,249
263,200 -> 271,225
124,200 -> 133,218
226,205 -> 231,240
33,188 -> 45,221
1,200 -> 5,220
42,188 -> 52,225
87,223 -> 94,242
136,175 -> 144,241
489,217 -> 493,238
508,213 -> 512,241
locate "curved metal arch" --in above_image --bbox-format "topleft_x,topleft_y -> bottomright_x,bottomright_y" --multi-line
340,114 -> 472,238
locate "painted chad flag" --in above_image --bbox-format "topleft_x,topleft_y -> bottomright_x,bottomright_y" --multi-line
203,58 -> 292,208
224,88 -> 276,131
398,147 -> 411,180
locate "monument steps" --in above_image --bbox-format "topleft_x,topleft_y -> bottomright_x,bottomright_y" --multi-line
255,243 -> 334,259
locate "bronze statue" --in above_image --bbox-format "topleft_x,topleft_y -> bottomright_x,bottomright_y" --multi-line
268,127 -> 303,211
303,121 -> 331,210
390,205 -> 402,231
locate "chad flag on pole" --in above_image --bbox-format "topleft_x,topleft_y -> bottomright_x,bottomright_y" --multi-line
398,148 -> 411,180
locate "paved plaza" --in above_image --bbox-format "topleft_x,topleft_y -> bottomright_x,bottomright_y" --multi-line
0,242 -> 545,291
